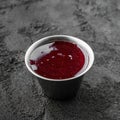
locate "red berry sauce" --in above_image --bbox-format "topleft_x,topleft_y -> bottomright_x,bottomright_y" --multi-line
30,41 -> 85,79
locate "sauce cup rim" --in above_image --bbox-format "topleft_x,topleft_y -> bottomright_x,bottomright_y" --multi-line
25,35 -> 94,81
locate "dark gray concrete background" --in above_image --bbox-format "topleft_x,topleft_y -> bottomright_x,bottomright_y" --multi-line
0,0 -> 120,120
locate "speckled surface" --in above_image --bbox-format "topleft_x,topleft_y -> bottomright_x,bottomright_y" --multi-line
0,0 -> 120,120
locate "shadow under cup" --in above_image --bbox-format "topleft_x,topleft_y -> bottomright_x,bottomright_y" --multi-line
25,35 -> 94,100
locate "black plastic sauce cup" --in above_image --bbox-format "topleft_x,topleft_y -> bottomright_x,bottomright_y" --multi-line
25,35 -> 94,100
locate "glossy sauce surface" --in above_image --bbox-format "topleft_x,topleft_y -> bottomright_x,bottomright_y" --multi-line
30,41 -> 85,79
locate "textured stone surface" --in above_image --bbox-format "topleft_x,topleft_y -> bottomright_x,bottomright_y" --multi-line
0,0 -> 120,119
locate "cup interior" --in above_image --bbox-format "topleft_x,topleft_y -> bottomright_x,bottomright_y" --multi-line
25,35 -> 94,81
